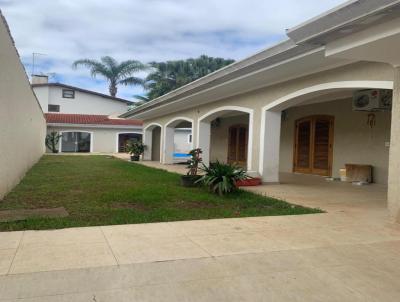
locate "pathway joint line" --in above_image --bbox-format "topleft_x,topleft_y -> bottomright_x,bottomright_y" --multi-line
100,226 -> 120,267
7,231 -> 24,275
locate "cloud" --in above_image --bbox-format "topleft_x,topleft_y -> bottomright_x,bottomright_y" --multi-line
1,0 -> 346,99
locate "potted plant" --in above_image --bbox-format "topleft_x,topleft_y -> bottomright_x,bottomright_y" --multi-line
197,161 -> 248,195
181,148 -> 203,187
126,140 -> 145,161
45,132 -> 62,153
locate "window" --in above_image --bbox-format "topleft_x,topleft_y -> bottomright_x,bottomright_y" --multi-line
62,89 -> 75,99
48,104 -> 60,112
188,134 -> 192,143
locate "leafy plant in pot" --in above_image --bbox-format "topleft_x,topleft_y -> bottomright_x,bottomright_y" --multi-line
45,132 -> 62,153
126,140 -> 145,161
197,161 -> 248,195
181,148 -> 203,187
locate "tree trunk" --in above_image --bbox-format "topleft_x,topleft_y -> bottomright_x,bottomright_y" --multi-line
109,83 -> 117,97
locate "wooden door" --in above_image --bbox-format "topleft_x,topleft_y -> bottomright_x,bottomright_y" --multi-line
228,125 -> 248,167
294,116 -> 334,176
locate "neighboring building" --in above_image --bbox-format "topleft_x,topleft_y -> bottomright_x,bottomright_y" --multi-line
0,11 -> 46,199
32,76 -> 131,115
45,113 -> 142,153
122,0 -> 400,222
32,75 -> 192,154
31,75 -> 145,153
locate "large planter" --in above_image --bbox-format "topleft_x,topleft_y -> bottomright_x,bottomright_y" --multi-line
181,175 -> 202,187
236,178 -> 262,187
130,155 -> 140,161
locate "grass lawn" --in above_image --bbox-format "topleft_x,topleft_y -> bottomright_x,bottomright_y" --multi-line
0,155 -> 322,231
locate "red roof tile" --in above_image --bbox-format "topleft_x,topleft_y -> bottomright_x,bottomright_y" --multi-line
45,113 -> 143,126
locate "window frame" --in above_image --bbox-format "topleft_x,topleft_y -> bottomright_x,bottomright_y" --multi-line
48,104 -> 60,112
62,89 -> 75,99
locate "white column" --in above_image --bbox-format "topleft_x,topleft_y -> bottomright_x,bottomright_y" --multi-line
163,126 -> 175,164
388,67 -> 400,222
261,111 -> 281,183
143,128 -> 153,161
197,121 -> 211,167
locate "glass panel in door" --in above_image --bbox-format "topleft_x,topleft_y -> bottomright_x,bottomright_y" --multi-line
61,132 -> 77,152
77,132 -> 91,152
295,120 -> 311,170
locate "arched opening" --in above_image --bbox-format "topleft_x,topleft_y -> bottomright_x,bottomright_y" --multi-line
164,117 -> 193,164
143,124 -> 162,162
59,131 -> 93,153
198,106 -> 253,170
260,81 -> 393,186
116,132 -> 142,153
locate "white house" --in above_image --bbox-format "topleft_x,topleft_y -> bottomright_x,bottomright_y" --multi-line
32,75 -> 192,155
122,0 -> 400,222
32,75 -> 143,153
31,75 -> 130,115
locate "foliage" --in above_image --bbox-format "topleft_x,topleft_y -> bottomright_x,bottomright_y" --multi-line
45,132 -> 62,153
72,56 -> 148,97
198,161 -> 248,196
143,55 -> 235,100
126,140 -> 145,156
186,148 -> 202,176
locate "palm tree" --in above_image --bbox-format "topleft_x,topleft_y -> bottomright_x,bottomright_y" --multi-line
72,56 -> 147,97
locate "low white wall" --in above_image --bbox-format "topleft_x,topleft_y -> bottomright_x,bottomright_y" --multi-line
280,98 -> 391,184
0,14 -> 46,199
47,126 -> 142,153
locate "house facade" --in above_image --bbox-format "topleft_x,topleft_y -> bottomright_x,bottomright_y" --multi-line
0,11 -> 46,199
31,76 -> 143,153
32,77 -> 130,115
122,0 -> 400,222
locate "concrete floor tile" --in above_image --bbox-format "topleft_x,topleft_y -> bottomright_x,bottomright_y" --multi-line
106,234 -> 210,264
9,242 -> 117,274
188,232 -> 290,256
0,249 -> 15,275
21,227 -> 106,247
101,222 -> 177,238
0,232 -> 23,250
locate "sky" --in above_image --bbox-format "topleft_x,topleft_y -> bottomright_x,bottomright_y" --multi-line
0,0 -> 346,101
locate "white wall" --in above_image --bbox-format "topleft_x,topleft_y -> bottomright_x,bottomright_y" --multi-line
279,98 -> 391,184
0,13 -> 46,199
48,126 -> 142,153
174,129 -> 192,154
34,86 -> 129,115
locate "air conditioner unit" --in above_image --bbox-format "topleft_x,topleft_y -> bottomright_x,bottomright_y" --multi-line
353,89 -> 392,111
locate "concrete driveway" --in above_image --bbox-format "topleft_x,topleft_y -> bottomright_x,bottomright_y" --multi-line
1,158 -> 399,301
1,206 -> 400,301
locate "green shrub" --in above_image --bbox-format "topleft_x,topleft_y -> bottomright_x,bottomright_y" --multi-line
198,161 -> 248,195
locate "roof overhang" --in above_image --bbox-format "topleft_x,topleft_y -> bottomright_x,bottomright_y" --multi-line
122,45 -> 351,120
47,123 -> 142,130
287,0 -> 400,45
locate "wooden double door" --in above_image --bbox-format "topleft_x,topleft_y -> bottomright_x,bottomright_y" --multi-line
228,125 -> 248,167
293,116 -> 334,176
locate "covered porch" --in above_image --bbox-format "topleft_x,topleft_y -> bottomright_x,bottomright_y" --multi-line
134,160 -> 387,214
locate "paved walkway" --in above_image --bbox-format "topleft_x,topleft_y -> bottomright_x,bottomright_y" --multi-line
1,157 -> 399,301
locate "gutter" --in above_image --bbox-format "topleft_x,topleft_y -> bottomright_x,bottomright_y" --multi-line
47,123 -> 143,130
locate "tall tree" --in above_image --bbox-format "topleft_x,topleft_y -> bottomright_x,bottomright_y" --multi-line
143,55 -> 234,100
72,56 -> 147,97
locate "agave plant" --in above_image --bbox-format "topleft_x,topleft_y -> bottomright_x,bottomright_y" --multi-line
197,161 -> 248,195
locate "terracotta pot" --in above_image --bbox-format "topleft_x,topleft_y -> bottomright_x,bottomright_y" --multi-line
236,178 -> 262,187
